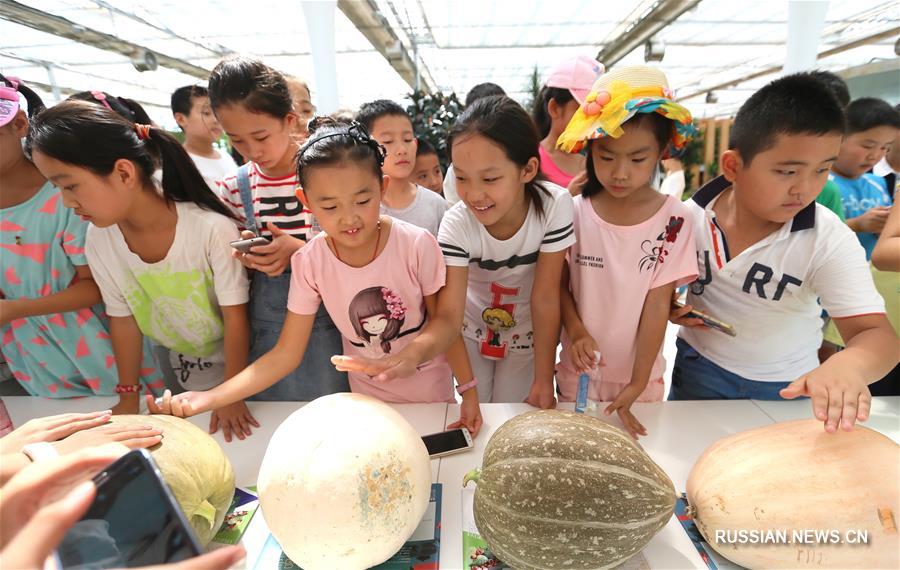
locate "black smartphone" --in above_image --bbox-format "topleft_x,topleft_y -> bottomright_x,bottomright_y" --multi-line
673,300 -> 737,337
54,449 -> 203,569
421,428 -> 474,458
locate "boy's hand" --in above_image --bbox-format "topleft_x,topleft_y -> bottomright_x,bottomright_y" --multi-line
780,370 -> 871,433
569,333 -> 600,373
146,389 -> 212,419
669,290 -> 706,328
209,401 -> 260,442
447,390 -> 483,438
604,383 -> 648,439
853,207 -> 891,234
524,381 -> 556,410
236,223 -> 304,276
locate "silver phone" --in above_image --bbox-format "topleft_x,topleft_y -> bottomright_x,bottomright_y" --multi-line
229,236 -> 270,253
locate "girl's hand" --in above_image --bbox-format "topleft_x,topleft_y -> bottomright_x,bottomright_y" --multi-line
146,389 -> 211,418
448,391 -> 483,438
110,394 -> 140,415
604,383 -> 648,439
0,410 -> 113,455
331,347 -> 424,383
566,170 -> 588,197
240,223 -> 304,277
524,381 -> 557,410
780,369 -> 871,433
569,333 -> 600,373
53,424 -> 163,455
209,401 -> 260,442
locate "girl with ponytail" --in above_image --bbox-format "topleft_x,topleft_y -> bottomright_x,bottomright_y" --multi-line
1,77 -> 161,403
28,100 -> 258,442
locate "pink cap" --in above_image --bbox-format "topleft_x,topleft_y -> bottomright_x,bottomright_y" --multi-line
546,56 -> 604,104
0,78 -> 21,128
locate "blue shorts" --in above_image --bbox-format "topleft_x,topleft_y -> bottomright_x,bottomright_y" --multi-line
668,338 -> 792,400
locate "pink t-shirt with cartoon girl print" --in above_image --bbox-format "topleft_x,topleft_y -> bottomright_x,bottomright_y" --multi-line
287,218 -> 453,403
557,194 -> 698,402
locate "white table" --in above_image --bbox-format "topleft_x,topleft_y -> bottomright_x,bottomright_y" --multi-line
4,397 -> 897,569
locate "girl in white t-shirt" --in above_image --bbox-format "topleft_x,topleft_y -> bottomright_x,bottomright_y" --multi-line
149,118 -> 483,436
29,100 -> 257,443
555,66 -> 699,437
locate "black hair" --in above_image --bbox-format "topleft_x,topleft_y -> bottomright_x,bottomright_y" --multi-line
0,74 -> 45,119
171,85 -> 209,117
728,72 -> 845,165
296,117 -> 386,190
355,99 -> 410,133
581,112 -> 673,197
68,91 -> 153,124
464,82 -> 506,107
207,56 -> 293,118
449,95 -> 549,217
809,70 -> 850,108
532,86 -> 575,139
416,137 -> 437,157
845,97 -> 900,135
29,100 -> 236,221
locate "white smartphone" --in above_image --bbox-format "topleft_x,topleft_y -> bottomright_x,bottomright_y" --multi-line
421,428 -> 474,458
229,236 -> 270,254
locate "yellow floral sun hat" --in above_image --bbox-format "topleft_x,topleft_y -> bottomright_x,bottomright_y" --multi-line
556,65 -> 697,157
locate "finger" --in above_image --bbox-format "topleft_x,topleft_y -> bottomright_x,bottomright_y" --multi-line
824,386 -> 842,433
246,411 -> 261,428
169,396 -> 186,418
46,410 -> 112,430
857,390 -> 872,421
239,415 -> 252,436
472,415 -> 484,437
209,413 -> 219,434
840,389 -> 860,431
146,394 -> 162,413
3,480 -> 96,569
779,377 -> 807,400
48,413 -> 114,440
240,230 -> 256,239
229,417 -> 245,440
447,420 -> 463,430
122,434 -> 164,449
106,425 -> 163,440
250,260 -> 287,276
221,420 -> 233,443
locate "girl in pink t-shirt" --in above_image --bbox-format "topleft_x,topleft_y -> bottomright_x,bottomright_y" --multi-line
150,118 -> 483,436
555,66 -> 699,438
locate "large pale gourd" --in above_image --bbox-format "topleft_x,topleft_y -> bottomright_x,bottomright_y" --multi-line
464,409 -> 675,569
686,419 -> 899,569
257,393 -> 431,570
108,415 -> 235,545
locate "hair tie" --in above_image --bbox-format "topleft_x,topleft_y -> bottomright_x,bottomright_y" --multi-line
91,90 -> 113,111
134,123 -> 151,141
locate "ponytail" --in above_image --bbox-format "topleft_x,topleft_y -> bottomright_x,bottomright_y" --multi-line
29,100 -> 236,221
0,74 -> 45,118
531,86 -> 574,140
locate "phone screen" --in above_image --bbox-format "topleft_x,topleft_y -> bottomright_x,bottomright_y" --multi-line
422,429 -> 470,456
55,450 -> 201,569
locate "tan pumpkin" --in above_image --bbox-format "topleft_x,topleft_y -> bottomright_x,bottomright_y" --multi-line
687,419 -> 899,569
108,415 -> 235,545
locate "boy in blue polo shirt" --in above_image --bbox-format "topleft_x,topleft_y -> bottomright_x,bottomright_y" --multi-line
670,74 -> 897,434
829,97 -> 900,259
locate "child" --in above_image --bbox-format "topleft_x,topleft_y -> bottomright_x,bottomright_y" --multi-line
829,97 -> 900,259
357,100 -> 448,236
149,119 -> 483,436
0,76 -> 161,400
437,95 -> 575,406
208,57 -> 348,400
532,55 -> 603,191
554,66 -> 699,438
171,85 -> 237,192
29,101 -> 257,442
285,76 -> 315,144
68,90 -> 154,125
412,138 -> 444,195
668,73 -> 897,433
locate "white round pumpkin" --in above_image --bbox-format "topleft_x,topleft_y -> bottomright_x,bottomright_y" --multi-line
257,393 -> 431,570
687,419 -> 899,569
108,415 -> 235,545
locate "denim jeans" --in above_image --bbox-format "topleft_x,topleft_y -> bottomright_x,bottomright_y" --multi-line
668,338 -> 792,400
247,271 -> 349,401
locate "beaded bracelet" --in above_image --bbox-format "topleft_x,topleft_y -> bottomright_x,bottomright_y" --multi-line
114,384 -> 141,394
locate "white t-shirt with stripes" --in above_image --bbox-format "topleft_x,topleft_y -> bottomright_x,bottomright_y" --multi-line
214,163 -> 316,241
438,183 -> 575,358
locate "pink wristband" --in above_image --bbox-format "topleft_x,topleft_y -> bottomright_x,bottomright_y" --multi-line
456,377 -> 478,395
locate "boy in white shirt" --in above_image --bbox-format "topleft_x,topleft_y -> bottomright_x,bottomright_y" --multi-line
357,100 -> 448,237
171,85 -> 237,192
670,73 -> 898,433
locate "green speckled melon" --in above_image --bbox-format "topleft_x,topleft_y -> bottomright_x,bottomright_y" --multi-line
464,410 -> 675,569
109,415 -> 235,545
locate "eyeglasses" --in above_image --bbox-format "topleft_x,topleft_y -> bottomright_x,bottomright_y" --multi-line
298,120 -> 387,166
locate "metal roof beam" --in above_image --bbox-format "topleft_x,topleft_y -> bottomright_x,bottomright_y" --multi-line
337,0 -> 434,92
0,0 -> 211,79
596,0 -> 702,67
